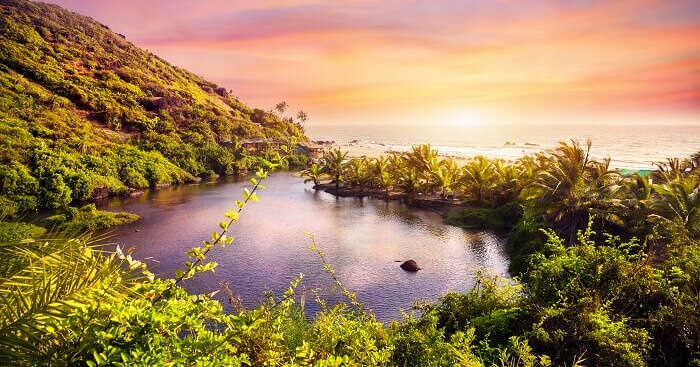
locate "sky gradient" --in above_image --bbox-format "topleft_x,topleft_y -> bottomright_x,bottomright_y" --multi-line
47,0 -> 700,126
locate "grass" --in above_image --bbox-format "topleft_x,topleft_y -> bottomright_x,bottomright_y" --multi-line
0,221 -> 46,242
43,204 -> 140,233
443,203 -> 521,230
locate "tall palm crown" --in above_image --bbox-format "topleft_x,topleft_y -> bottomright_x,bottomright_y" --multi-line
344,158 -> 371,189
460,156 -> 497,205
404,144 -> 439,177
524,139 -> 613,241
370,157 -> 392,190
431,159 -> 459,198
320,148 -> 348,190
650,176 -> 700,240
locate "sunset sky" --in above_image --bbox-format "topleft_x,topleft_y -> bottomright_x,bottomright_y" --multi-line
47,0 -> 700,126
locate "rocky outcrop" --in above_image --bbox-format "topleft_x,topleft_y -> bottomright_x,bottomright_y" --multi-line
91,186 -> 110,200
400,259 -> 421,272
409,195 -> 465,210
127,189 -> 144,198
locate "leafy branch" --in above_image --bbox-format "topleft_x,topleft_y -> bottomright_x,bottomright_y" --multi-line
306,233 -> 366,315
153,168 -> 269,304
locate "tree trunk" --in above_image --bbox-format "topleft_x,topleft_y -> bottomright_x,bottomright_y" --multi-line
568,214 -> 576,245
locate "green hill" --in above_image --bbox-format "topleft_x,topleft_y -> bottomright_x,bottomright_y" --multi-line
0,0 -> 306,214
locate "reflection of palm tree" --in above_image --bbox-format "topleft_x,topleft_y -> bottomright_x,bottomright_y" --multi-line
320,148 -> 347,191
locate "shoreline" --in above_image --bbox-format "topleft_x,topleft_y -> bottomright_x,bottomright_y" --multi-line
311,182 -> 470,213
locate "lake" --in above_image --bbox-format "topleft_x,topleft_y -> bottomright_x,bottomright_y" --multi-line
98,172 -> 509,321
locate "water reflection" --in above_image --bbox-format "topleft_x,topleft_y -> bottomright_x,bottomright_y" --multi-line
100,172 -> 509,321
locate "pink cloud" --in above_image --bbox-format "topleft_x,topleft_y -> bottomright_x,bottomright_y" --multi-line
45,0 -> 700,125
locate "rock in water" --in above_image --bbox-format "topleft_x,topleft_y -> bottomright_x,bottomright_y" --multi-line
400,260 -> 421,272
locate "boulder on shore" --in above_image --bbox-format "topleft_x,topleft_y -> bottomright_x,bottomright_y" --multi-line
127,190 -> 144,198
400,259 -> 421,272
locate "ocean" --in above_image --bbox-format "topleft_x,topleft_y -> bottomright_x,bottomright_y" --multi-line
306,124 -> 699,170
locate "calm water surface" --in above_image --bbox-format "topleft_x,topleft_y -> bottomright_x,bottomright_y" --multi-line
99,173 -> 508,321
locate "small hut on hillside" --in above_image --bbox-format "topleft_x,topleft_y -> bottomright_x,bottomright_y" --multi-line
295,141 -> 327,158
241,138 -> 282,153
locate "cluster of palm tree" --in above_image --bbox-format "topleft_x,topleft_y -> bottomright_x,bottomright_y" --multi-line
304,144 -> 535,203
302,142 -> 699,241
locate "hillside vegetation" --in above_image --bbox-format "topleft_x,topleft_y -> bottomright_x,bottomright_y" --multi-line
0,0 -> 306,215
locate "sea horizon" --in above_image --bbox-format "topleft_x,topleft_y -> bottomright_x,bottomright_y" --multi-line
307,124 -> 700,170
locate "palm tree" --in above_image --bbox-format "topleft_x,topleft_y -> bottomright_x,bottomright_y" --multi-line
607,172 -> 653,235
625,172 -> 653,201
404,144 -> 439,175
320,148 -> 348,191
229,138 -> 247,160
649,176 -> 699,240
431,159 -> 459,198
377,171 -> 394,199
301,163 -> 324,187
523,139 -> 601,242
460,156 -> 497,205
274,101 -> 288,114
387,154 -> 406,178
689,152 -> 700,173
296,110 -> 308,124
344,158 -> 371,192
396,166 -> 421,201
492,159 -> 532,206
588,158 -> 620,190
371,157 -> 394,197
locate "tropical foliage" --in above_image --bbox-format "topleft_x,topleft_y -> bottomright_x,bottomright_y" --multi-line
3,144 -> 700,366
308,143 -> 698,238
299,142 -> 700,365
0,0 -> 308,219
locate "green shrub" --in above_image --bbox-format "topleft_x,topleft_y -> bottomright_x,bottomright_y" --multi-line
0,221 -> 45,242
48,204 -> 140,233
444,202 -> 521,230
